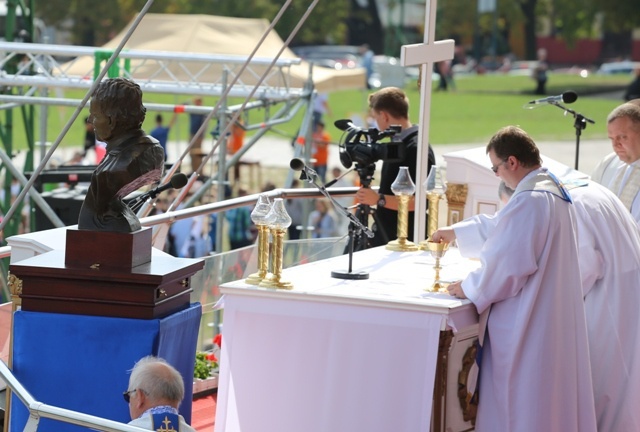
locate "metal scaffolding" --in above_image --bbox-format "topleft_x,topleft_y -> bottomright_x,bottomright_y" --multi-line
0,39 -> 316,237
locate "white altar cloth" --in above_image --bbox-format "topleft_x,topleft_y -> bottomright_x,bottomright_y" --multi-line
217,246 -> 481,432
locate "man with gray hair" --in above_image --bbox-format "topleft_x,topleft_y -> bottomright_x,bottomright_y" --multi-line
591,100 -> 640,223
124,356 -> 196,432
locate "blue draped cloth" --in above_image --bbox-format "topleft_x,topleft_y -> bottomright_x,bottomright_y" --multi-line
10,303 -> 201,432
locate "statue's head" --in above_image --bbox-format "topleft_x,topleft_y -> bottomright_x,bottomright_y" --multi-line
89,77 -> 146,142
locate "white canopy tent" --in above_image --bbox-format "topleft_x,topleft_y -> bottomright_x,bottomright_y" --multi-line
62,13 -> 367,93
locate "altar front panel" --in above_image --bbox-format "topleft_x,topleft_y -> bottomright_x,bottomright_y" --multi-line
217,294 -> 443,432
216,247 -> 481,432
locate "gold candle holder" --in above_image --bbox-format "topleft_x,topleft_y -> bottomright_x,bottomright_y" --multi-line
386,166 -> 419,252
419,165 -> 447,250
259,198 -> 293,290
259,227 -> 292,290
424,241 -> 450,292
245,223 -> 270,285
246,194 -> 272,285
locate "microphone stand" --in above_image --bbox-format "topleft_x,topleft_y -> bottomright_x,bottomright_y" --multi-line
297,166 -> 373,280
550,101 -> 595,170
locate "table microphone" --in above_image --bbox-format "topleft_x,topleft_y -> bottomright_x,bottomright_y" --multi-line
529,91 -> 578,105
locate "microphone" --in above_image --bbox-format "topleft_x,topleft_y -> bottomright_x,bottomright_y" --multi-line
290,157 -> 318,181
289,158 -> 305,171
136,173 -> 188,202
528,91 -> 578,105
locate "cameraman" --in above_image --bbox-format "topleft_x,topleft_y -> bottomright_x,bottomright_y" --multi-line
355,87 -> 436,247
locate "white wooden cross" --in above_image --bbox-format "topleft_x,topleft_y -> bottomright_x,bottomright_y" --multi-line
400,0 -> 455,242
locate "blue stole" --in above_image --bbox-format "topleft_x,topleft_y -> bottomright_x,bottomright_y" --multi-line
151,412 -> 180,432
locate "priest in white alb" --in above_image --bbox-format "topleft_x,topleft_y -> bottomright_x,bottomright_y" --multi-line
431,126 -> 597,432
569,181 -> 640,431
591,100 -> 640,224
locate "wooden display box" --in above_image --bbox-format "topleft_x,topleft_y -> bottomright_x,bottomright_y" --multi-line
10,250 -> 204,319
65,227 -> 153,270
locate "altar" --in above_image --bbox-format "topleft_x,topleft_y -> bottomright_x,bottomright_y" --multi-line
216,246 -> 482,432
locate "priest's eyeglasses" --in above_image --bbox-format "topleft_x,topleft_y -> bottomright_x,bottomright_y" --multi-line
123,389 -> 138,403
491,160 -> 508,174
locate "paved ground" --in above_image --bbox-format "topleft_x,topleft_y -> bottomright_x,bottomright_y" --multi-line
164,134 -> 613,180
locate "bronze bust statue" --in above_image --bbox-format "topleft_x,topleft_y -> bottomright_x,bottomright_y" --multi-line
78,78 -> 164,233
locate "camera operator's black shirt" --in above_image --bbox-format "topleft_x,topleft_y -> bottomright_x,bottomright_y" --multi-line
372,125 -> 436,247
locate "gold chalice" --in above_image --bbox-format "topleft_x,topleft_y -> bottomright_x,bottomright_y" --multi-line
424,241 -> 450,292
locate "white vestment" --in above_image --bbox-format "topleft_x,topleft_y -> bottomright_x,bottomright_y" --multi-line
453,168 -> 597,432
591,152 -> 640,223
570,181 -> 640,431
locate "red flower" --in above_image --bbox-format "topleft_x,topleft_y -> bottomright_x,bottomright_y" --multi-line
213,333 -> 222,348
206,352 -> 217,362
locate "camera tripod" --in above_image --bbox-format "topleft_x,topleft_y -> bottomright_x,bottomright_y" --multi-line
348,163 -> 378,252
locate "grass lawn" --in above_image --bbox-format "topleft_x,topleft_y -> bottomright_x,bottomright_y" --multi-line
3,71 -> 632,153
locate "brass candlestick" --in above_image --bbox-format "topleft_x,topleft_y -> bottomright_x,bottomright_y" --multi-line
259,198 -> 293,290
424,241 -> 450,292
245,224 -> 269,285
420,165 -> 447,250
246,194 -> 272,285
386,166 -> 419,252
259,227 -> 292,289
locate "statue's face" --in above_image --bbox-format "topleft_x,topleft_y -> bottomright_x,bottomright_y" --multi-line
89,99 -> 113,142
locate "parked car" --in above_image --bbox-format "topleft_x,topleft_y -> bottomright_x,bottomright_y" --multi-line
369,55 -> 406,89
292,45 -> 362,70
597,60 -> 640,75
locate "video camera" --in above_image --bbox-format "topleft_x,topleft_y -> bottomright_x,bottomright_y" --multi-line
334,119 -> 404,170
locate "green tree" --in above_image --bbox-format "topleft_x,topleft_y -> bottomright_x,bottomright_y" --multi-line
36,0 -> 131,46
37,0 -> 349,48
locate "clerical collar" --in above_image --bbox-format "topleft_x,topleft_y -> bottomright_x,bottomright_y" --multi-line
137,405 -> 179,420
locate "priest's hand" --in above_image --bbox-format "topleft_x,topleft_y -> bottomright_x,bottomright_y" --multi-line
431,227 -> 456,243
447,280 -> 467,299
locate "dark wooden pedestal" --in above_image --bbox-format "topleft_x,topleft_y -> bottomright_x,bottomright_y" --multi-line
9,228 -> 204,319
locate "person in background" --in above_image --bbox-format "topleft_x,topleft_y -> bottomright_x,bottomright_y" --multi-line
354,86 -> 436,247
435,60 -> 451,91
312,92 -> 331,129
150,112 -> 178,162
532,48 -> 548,95
312,120 -> 330,184
189,97 -> 206,173
124,356 -> 196,432
359,43 -> 374,89
226,188 -> 255,250
226,117 -> 246,183
591,100 -> 640,223
168,182 -> 212,258
308,199 -> 337,238
624,66 -> 640,102
431,126 -> 596,432
285,179 -> 304,240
